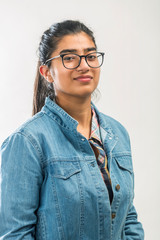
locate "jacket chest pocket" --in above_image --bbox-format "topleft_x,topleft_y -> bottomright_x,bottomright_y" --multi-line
115,155 -> 133,174
112,155 -> 134,201
48,160 -> 83,238
48,160 -> 82,200
40,161 -> 83,239
50,160 -> 81,179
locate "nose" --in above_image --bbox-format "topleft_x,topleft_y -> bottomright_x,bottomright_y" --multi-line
76,56 -> 90,71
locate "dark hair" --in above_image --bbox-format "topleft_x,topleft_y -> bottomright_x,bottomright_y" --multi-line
32,20 -> 97,115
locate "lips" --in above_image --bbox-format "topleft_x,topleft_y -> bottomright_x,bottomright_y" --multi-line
74,75 -> 93,82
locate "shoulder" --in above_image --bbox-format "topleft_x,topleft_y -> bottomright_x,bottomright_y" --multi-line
1,111 -> 46,151
0,114 -> 45,175
100,112 -> 129,135
97,111 -> 131,153
97,110 -> 129,136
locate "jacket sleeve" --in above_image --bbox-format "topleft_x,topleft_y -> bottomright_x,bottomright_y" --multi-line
0,132 -> 43,239
124,133 -> 144,239
117,124 -> 144,239
124,202 -> 144,239
115,122 -> 144,239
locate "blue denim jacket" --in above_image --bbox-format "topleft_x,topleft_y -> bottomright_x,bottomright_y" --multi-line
0,97 -> 144,240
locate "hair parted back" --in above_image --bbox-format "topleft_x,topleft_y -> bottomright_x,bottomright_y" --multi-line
32,20 -> 97,115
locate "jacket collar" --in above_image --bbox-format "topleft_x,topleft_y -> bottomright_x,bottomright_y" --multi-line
42,97 -> 78,131
42,97 -> 118,154
91,103 -> 118,155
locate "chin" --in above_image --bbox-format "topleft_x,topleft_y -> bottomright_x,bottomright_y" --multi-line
75,92 -> 93,99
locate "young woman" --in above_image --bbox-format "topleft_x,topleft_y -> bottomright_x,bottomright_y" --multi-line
0,20 -> 144,239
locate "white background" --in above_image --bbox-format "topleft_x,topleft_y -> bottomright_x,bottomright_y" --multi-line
0,0 -> 159,239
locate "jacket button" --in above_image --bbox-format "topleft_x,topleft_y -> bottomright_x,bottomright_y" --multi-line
115,184 -> 120,191
112,212 -> 116,219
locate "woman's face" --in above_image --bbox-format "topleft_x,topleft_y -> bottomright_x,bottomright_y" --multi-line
45,32 -> 100,101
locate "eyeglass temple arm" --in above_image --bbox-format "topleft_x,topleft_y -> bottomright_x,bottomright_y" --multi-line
45,55 -> 61,64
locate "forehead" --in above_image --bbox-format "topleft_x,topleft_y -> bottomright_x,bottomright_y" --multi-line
55,32 -> 96,53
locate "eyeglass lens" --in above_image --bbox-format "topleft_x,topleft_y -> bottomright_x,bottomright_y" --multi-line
62,52 -> 103,69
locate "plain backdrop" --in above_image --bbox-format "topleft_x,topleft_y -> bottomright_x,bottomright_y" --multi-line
0,0 -> 160,239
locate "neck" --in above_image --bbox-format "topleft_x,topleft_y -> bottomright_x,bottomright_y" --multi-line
55,95 -> 92,139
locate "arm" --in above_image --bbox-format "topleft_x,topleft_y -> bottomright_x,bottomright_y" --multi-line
124,202 -> 144,240
0,132 -> 43,239
118,124 -> 144,239
123,126 -> 144,239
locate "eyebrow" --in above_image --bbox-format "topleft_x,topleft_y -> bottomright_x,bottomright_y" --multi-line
59,47 -> 97,55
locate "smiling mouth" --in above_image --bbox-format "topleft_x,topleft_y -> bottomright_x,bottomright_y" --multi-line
74,75 -> 93,82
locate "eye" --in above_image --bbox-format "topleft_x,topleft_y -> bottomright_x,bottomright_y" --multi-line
87,53 -> 97,61
63,54 -> 76,61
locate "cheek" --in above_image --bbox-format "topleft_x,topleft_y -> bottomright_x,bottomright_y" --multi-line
50,66 -> 63,83
94,69 -> 100,83
52,68 -> 71,89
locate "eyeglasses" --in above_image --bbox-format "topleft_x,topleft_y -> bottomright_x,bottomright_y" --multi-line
45,52 -> 105,69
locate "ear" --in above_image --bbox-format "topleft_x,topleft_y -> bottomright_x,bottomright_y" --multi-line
39,65 -> 53,83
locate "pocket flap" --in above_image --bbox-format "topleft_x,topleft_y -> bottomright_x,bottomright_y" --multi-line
115,155 -> 133,173
50,161 -> 81,179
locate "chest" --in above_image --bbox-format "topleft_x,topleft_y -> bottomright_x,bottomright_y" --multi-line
36,120 -> 133,239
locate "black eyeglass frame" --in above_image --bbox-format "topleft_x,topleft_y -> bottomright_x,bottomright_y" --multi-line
45,52 -> 105,69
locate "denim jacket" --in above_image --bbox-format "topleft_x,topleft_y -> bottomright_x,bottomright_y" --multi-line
0,97 -> 144,240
